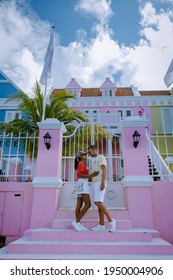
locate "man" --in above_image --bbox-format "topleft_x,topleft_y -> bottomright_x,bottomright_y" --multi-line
87,145 -> 116,232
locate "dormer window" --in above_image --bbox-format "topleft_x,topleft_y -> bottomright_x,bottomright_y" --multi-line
104,89 -> 113,97
100,78 -> 116,97
65,78 -> 81,97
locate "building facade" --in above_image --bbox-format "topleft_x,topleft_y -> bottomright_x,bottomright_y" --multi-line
0,71 -> 173,259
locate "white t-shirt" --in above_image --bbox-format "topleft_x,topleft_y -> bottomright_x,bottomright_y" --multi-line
91,154 -> 107,183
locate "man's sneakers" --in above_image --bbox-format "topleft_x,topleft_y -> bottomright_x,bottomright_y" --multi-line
91,219 -> 116,232
109,219 -> 116,232
91,225 -> 106,231
80,223 -> 88,231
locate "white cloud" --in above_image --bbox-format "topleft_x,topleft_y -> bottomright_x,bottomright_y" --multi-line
75,0 -> 113,25
123,2 -> 173,89
1,0 -> 173,93
0,0 -> 52,94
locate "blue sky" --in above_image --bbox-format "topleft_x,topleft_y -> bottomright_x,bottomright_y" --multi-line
30,0 -> 141,46
0,0 -> 173,93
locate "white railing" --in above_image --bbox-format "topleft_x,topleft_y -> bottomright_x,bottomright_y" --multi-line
146,130 -> 173,181
0,132 -> 38,182
62,122 -> 124,183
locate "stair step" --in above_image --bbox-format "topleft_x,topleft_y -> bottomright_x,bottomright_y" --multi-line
55,209 -> 129,219
52,219 -> 132,230
1,246 -> 173,260
30,228 -> 159,242
8,236 -> 173,255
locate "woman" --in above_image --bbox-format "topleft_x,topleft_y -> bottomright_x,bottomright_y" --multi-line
72,151 -> 99,231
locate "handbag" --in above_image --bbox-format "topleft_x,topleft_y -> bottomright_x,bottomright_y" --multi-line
74,178 -> 86,191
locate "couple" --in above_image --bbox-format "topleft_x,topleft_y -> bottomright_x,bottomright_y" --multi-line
72,145 -> 116,232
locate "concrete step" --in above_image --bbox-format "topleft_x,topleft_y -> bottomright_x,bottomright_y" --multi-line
30,228 -> 160,242
7,236 -> 173,255
52,219 -> 132,230
55,209 -> 129,220
1,247 -> 173,260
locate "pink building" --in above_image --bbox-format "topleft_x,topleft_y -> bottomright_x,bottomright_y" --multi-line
0,77 -> 173,259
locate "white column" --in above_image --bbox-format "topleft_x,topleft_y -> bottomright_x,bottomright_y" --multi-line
108,137 -> 113,181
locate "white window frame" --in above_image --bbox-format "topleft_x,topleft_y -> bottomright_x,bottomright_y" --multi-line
5,111 -> 22,123
84,109 -> 100,122
161,108 -> 173,133
117,109 -> 132,120
104,89 -> 113,97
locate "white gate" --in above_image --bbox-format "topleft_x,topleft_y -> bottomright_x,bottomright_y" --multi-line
61,122 -> 124,183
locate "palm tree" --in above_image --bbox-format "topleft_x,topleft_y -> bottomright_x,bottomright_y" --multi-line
0,81 -> 88,157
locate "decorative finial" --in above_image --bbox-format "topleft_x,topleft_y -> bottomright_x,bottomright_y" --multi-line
51,22 -> 55,29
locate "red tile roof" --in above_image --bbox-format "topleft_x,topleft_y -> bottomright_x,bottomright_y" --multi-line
116,87 -> 133,96
52,88 -> 171,97
80,88 -> 102,97
140,90 -> 171,96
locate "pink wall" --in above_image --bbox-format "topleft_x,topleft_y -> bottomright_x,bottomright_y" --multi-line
125,186 -> 154,229
36,128 -> 63,177
30,187 -> 60,229
75,105 -> 152,133
0,182 -> 33,245
122,126 -> 149,176
152,181 -> 173,244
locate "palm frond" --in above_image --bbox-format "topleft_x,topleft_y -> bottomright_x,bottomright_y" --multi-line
1,82 -> 88,158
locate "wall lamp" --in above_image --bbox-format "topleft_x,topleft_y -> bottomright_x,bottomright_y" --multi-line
132,130 -> 141,148
43,132 -> 51,150
138,110 -> 143,116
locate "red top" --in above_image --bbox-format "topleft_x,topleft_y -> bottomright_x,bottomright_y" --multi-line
77,162 -> 88,179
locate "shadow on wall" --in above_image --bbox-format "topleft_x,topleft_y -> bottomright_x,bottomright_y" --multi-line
0,236 -> 6,248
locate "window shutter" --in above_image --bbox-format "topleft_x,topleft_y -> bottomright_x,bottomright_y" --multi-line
163,109 -> 172,133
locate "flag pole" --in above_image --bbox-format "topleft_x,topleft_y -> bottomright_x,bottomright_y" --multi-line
40,24 -> 55,122
42,74 -> 48,121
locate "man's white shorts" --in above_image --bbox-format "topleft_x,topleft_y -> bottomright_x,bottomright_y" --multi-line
92,181 -> 107,203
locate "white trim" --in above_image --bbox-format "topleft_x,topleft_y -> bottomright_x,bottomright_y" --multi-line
118,116 -> 148,131
9,157 -> 22,164
32,177 -> 63,188
0,69 -> 20,90
0,80 -> 9,83
5,110 -> 22,122
37,118 -> 67,133
0,99 -> 20,109
123,176 -> 153,187
131,85 -> 141,96
67,95 -> 173,107
165,156 -> 173,164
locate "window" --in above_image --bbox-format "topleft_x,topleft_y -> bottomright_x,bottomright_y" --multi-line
84,109 -> 99,122
118,110 -> 123,118
104,89 -> 113,97
117,109 -> 132,120
161,108 -> 173,133
126,110 -> 131,117
5,111 -> 22,123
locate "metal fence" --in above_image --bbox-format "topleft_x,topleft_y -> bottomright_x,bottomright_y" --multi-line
146,130 -> 173,181
0,132 -> 38,182
62,122 -> 124,183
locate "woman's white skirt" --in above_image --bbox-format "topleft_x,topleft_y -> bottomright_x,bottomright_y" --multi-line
74,178 -> 90,195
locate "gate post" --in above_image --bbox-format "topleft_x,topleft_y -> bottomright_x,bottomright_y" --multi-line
30,118 -> 66,229
119,116 -> 154,229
